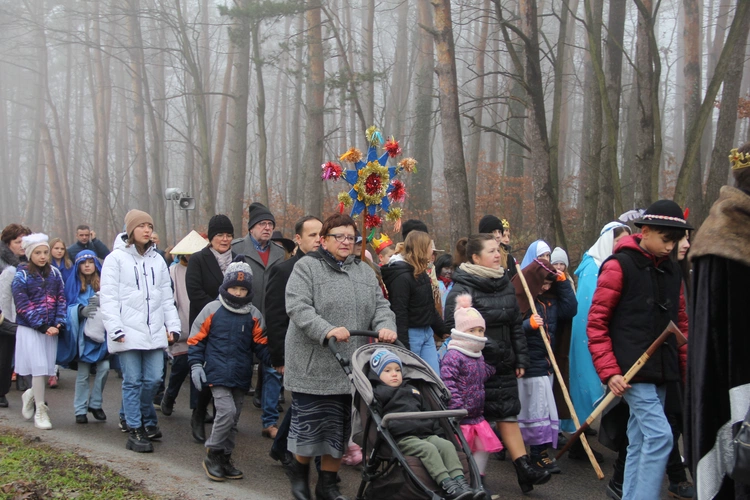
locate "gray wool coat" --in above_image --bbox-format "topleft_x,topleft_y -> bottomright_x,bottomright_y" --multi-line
231,236 -> 285,314
284,248 -> 396,396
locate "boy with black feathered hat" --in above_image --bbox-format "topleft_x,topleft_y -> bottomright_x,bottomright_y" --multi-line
587,199 -> 691,500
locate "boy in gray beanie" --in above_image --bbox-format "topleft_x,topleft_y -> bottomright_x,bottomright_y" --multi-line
188,261 -> 274,482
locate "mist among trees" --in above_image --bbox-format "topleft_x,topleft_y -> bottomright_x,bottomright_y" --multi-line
0,0 -> 747,260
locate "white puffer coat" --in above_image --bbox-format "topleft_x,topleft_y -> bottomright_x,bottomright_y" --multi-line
100,233 -> 181,354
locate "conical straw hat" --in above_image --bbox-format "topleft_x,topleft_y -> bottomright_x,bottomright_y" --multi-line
171,230 -> 208,255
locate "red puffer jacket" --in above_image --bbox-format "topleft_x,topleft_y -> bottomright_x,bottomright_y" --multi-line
587,235 -> 688,384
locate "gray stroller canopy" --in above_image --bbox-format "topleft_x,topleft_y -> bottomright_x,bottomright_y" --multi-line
350,343 -> 451,405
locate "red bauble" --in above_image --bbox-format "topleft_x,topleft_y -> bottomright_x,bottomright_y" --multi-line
364,173 -> 382,195
384,139 -> 402,157
388,180 -> 406,203
365,214 -> 382,230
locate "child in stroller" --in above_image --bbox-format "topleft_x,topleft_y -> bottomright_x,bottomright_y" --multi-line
369,348 -> 480,500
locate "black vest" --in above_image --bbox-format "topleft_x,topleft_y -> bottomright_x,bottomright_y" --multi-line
605,247 -> 682,384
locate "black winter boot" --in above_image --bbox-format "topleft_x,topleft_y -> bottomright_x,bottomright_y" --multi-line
285,457 -> 311,500
439,477 -> 473,500
315,470 -> 349,500
454,475 -> 486,500
191,408 -> 206,443
203,449 -> 225,481
513,455 -> 551,494
221,453 -> 243,480
160,395 -> 174,416
126,427 -> 153,453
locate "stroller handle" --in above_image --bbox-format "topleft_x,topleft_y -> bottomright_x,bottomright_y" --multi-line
326,330 -> 403,369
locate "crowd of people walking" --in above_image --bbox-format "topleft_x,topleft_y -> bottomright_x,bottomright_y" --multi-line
1,142 -> 749,500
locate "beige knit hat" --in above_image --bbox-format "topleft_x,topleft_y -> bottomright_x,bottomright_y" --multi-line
124,209 -> 154,236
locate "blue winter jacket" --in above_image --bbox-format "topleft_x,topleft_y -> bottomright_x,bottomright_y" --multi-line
187,299 -> 271,390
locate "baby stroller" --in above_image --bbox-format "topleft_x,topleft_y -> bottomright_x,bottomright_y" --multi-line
327,331 -> 485,500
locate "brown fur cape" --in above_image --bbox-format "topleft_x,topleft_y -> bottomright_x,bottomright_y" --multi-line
690,185 -> 750,268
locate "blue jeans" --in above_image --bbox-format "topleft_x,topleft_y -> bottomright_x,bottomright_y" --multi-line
261,363 -> 282,428
119,349 -> 163,429
622,383 -> 672,500
408,327 -> 440,374
74,359 -> 110,415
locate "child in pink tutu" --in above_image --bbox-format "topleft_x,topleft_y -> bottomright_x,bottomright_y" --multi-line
440,294 -> 503,483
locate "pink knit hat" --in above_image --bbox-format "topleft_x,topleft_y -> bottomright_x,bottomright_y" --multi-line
453,294 -> 485,333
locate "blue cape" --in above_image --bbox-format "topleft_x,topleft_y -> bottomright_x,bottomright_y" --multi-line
58,251 -> 107,365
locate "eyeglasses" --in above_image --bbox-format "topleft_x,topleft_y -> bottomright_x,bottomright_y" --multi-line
256,221 -> 274,228
326,234 -> 355,243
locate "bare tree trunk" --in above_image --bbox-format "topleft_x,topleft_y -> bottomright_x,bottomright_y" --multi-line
363,0 -> 375,124
410,0 -> 435,225
228,0 -> 251,231
126,0 -> 150,214
550,0 -> 572,212
674,0 -> 750,205
582,0 -> 603,244
633,0 -> 656,208
303,2 -> 325,216
175,0 -> 215,221
682,0 -> 702,213
432,0 -> 471,244
251,22 -> 269,206
289,13 -> 304,204
597,0 -> 626,230
386,0 -> 409,138
704,3 -> 750,212
212,49 -> 233,201
466,0 -> 490,222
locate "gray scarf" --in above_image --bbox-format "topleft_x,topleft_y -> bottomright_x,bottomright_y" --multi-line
210,247 -> 232,273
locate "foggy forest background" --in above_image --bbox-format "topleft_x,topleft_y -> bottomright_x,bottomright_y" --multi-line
0,0 -> 748,265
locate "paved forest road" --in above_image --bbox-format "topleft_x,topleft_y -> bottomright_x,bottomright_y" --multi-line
0,369 -> 674,499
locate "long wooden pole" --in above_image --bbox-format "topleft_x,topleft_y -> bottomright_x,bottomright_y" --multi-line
556,321 -> 685,459
515,269 -> 604,479
360,212 -> 367,261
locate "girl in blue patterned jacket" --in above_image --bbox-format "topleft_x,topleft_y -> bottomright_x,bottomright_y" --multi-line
11,233 -> 66,429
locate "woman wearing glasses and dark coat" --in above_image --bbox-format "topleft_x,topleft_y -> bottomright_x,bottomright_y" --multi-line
283,214 -> 397,500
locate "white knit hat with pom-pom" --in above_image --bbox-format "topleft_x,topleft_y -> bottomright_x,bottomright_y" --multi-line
21,233 -> 50,260
453,294 -> 486,333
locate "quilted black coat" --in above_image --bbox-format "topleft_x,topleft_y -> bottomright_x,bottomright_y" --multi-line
445,268 -> 529,420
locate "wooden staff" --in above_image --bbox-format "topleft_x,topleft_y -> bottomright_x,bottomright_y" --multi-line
515,268 -> 605,480
360,212 -> 367,260
556,321 -> 686,459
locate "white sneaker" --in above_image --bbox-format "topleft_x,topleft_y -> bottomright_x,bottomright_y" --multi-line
21,389 -> 34,420
34,403 -> 52,430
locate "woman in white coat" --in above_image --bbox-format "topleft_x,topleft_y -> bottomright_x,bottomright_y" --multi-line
100,210 -> 181,453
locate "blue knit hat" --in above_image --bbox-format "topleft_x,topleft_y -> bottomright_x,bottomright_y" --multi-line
370,348 -> 402,376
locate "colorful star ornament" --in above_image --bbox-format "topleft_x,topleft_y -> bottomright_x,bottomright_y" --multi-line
325,126 -> 416,235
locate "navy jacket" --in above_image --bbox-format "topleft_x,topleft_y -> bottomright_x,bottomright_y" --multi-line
187,300 -> 271,390
67,239 -> 110,261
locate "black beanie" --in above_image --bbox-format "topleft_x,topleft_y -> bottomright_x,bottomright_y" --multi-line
478,215 -> 504,234
401,219 -> 429,240
208,214 -> 234,241
247,202 -> 276,230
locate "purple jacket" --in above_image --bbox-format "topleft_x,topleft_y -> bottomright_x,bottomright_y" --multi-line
11,263 -> 66,332
440,349 -> 496,425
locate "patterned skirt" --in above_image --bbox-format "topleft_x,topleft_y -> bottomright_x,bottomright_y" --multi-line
288,392 -> 353,459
